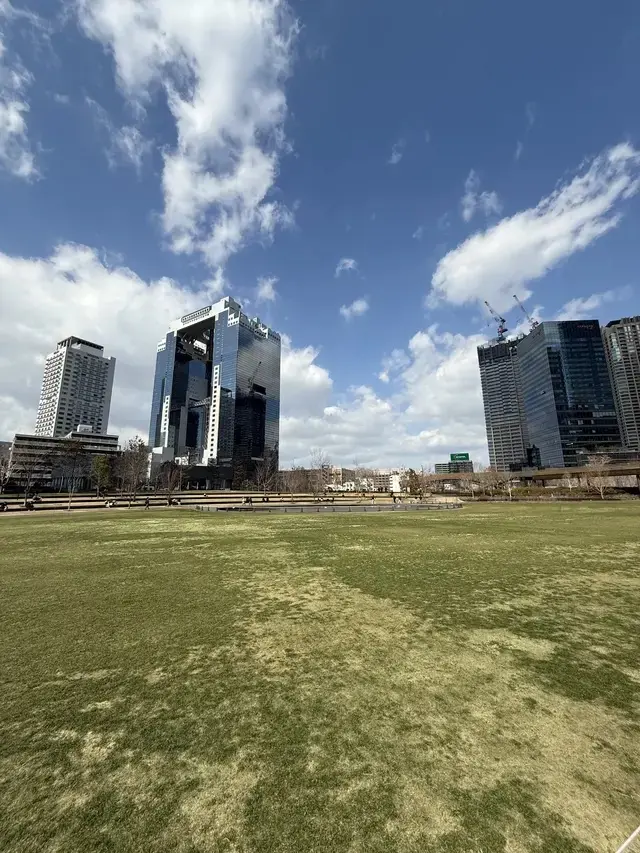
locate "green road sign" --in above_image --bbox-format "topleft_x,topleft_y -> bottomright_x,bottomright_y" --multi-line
450,453 -> 470,461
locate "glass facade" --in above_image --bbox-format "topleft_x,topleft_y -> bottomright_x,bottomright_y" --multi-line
477,339 -> 528,471
518,320 -> 621,467
148,297 -> 281,479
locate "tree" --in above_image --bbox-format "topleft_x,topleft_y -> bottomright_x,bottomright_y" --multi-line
0,444 -> 10,494
561,474 -> 575,492
119,437 -> 149,507
586,454 -> 612,500
91,455 -> 112,497
253,447 -> 279,495
55,440 -> 91,510
13,446 -> 53,506
309,448 -> 331,496
157,460 -> 183,501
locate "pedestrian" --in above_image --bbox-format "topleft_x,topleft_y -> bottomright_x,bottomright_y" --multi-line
144,496 -> 150,510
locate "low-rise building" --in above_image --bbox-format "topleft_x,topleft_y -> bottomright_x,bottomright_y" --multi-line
7,430 -> 120,491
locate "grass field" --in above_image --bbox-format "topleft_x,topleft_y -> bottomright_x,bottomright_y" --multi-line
0,504 -> 638,853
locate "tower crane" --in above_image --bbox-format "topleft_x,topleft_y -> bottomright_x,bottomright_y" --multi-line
484,301 -> 508,342
513,294 -> 539,330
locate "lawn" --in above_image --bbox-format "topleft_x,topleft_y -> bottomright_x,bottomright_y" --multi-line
0,504 -> 638,853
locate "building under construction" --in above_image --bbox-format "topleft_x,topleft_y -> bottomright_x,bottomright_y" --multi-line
477,337 -> 529,471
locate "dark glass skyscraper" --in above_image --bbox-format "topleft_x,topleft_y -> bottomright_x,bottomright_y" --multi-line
148,297 -> 281,484
518,320 -> 621,467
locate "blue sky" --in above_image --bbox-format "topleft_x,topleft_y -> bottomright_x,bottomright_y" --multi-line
1,0 -> 639,467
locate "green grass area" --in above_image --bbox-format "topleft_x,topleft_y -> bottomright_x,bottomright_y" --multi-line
0,504 -> 639,853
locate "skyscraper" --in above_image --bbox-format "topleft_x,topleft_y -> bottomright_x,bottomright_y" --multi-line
34,337 -> 116,438
477,338 -> 528,470
148,297 -> 281,485
518,320 -> 621,467
602,316 -> 640,450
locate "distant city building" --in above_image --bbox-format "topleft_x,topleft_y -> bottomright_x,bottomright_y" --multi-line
518,320 -> 621,467
7,431 -> 120,490
477,338 -> 528,471
34,337 -> 116,438
434,460 -> 474,474
603,316 -> 640,451
148,297 -> 281,487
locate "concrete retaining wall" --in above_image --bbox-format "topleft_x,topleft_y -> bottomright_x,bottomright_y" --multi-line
192,502 -> 463,515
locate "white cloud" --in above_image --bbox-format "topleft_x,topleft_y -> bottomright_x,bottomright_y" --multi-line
515,140 -> 524,161
53,93 -> 70,105
255,275 -> 277,303
340,297 -> 369,320
432,142 -> 640,313
424,130 -> 431,143
76,0 -> 297,269
0,243 -> 215,442
461,169 -> 502,222
378,348 -> 410,383
0,23 -> 36,179
280,326 -> 488,468
335,257 -> 358,277
555,287 -> 630,321
412,225 -> 424,241
526,102 -> 536,129
110,125 -> 152,174
86,97 -> 152,174
388,138 -> 405,165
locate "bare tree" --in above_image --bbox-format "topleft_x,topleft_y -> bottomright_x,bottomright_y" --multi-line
0,444 -> 10,494
309,447 -> 331,496
157,460 -> 183,502
91,455 -> 112,498
56,440 -> 91,511
253,447 -> 279,496
12,447 -> 53,506
120,437 -> 149,507
586,454 -> 612,500
561,474 -> 575,492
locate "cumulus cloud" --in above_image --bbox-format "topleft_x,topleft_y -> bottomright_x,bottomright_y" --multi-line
432,142 -> 640,313
76,0 -> 297,268
339,297 -> 369,320
0,244 -> 213,442
280,326 -> 488,468
461,170 -> 502,222
255,275 -> 277,303
388,138 -> 405,165
335,257 -> 358,277
0,24 -> 36,179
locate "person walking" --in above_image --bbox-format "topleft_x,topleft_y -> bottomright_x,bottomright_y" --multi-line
144,496 -> 150,510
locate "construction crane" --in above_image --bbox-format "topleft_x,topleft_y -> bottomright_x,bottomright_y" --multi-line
484,300 -> 508,342
513,294 -> 539,330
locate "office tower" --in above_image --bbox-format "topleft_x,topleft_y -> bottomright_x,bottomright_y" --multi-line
34,337 -> 116,438
602,316 -> 640,451
518,320 -> 621,467
477,339 -> 528,470
149,296 -> 281,483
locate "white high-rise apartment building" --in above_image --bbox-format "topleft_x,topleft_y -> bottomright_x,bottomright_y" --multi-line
603,316 -> 640,451
34,337 -> 116,438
